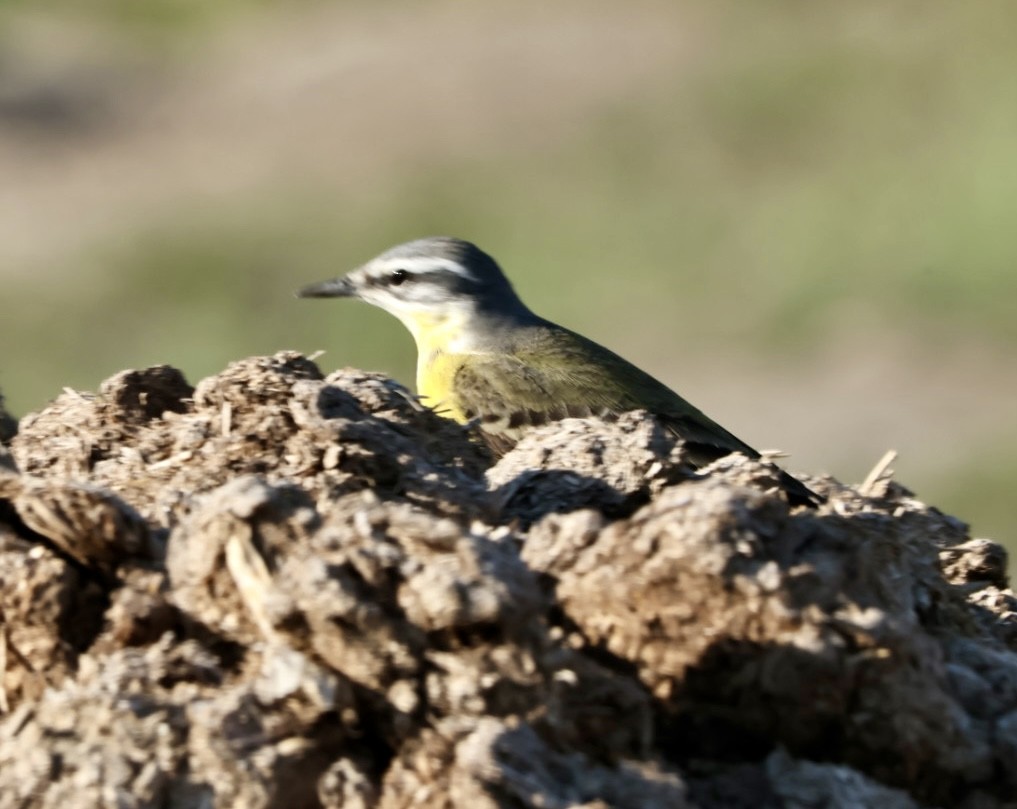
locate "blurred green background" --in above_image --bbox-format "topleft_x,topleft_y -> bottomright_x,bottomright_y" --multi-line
1,1 -> 1014,563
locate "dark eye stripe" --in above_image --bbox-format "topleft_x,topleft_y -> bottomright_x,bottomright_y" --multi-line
390,269 -> 410,286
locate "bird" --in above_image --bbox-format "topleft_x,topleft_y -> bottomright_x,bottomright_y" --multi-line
297,236 -> 821,506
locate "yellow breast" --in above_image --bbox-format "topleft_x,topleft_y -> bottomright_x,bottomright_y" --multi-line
417,349 -> 468,422
400,309 -> 472,423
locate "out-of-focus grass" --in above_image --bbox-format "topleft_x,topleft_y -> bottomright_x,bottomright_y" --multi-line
5,0 -> 1017,399
931,437 -> 1017,550
0,1 -> 1013,558
0,0 -> 271,33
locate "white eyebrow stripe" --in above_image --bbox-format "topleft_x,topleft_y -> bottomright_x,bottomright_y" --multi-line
375,256 -> 475,280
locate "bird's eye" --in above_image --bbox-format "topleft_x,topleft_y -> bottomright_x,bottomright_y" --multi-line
390,269 -> 409,286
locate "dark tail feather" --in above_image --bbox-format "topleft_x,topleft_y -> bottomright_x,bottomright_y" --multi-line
683,438 -> 823,509
776,467 -> 824,508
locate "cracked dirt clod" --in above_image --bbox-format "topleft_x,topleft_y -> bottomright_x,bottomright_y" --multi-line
486,411 -> 696,526
0,472 -> 150,571
0,352 -> 1014,808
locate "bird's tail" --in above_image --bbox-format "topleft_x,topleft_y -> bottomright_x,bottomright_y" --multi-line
776,467 -> 824,508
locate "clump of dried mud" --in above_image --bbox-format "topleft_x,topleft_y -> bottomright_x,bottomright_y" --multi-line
1,352 -> 1015,809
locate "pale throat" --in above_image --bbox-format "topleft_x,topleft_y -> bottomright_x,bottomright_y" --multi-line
391,306 -> 481,415
394,305 -> 480,356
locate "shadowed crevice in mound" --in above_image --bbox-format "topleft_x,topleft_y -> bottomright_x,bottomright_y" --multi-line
0,352 -> 1013,808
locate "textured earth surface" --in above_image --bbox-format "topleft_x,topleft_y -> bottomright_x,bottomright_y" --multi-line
0,352 -> 1015,808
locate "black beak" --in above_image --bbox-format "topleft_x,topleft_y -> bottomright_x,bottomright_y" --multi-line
295,276 -> 358,299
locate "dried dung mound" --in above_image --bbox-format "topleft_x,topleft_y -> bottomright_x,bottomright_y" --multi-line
0,352 -> 1014,809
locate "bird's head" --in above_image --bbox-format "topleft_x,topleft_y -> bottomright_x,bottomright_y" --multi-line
297,237 -> 529,344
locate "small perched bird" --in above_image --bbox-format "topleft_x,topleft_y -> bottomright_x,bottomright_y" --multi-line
298,237 -> 820,506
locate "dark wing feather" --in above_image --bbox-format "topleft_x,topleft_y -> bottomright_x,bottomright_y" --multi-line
453,325 -> 755,458
452,322 -> 821,505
